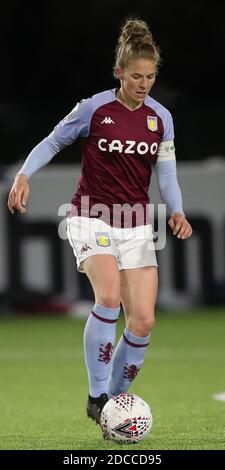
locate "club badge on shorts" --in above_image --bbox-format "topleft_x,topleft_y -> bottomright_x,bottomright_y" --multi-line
147,116 -> 158,131
95,232 -> 111,247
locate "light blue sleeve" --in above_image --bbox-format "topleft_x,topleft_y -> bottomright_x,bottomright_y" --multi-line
145,96 -> 174,141
17,98 -> 93,179
17,132 -> 65,179
155,160 -> 184,216
161,110 -> 174,142
53,98 -> 92,145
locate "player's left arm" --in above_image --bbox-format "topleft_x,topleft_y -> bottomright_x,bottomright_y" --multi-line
155,141 -> 193,240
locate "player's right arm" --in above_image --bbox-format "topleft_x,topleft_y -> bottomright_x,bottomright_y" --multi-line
7,134 -> 65,214
7,98 -> 92,215
8,174 -> 29,214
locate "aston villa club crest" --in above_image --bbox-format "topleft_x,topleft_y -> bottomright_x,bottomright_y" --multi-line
95,232 -> 111,247
147,115 -> 158,131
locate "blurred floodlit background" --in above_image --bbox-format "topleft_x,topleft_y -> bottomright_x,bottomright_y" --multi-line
0,0 -> 225,315
1,1 -> 225,453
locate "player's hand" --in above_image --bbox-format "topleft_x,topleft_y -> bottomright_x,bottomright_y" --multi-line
168,212 -> 193,239
7,174 -> 29,215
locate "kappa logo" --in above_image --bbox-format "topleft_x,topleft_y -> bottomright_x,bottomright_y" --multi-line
80,244 -> 92,255
101,117 -> 115,124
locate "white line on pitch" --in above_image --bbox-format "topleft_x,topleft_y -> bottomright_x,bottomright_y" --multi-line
213,392 -> 225,402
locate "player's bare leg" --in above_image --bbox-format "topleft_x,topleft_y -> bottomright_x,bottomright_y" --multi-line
81,254 -> 121,423
120,266 -> 158,336
82,254 -> 120,308
108,267 -> 158,397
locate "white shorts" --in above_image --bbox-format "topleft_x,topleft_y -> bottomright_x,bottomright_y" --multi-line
67,216 -> 158,273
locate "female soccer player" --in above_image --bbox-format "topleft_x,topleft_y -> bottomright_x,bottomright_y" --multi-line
8,18 -> 192,424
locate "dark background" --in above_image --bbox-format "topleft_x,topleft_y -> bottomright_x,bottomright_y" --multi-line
1,0 -> 225,166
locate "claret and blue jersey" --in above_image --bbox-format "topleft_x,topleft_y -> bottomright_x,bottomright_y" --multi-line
53,89 -> 175,217
17,88 -> 183,224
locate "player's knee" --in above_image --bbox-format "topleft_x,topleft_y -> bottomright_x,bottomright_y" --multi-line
133,315 -> 156,337
97,285 -> 120,308
99,295 -> 120,308
145,316 -> 156,333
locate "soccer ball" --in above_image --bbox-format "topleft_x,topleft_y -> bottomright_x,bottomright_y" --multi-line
100,393 -> 153,443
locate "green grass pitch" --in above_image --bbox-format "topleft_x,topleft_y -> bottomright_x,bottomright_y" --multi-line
0,308 -> 225,450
